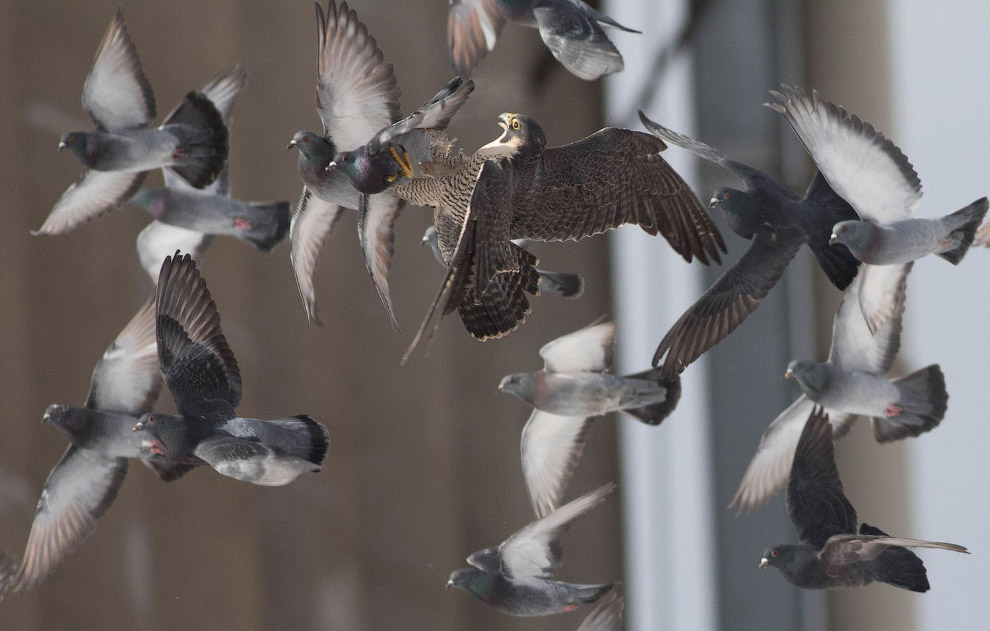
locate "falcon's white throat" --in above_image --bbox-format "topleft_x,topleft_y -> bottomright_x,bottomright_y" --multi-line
479,116 -> 522,157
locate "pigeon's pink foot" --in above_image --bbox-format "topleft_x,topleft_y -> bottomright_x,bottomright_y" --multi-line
564,604 -> 579,612
172,149 -> 188,161
884,403 -> 903,418
233,217 -> 252,231
939,237 -> 954,248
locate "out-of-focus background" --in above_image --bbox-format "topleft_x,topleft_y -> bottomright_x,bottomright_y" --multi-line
0,1 -> 984,630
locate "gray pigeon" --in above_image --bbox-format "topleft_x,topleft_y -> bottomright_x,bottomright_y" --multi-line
574,590 -> 623,631
760,406 -> 967,591
732,263 -> 947,511
639,111 -> 862,379
288,0 -> 408,327
446,483 -> 616,616
422,225 -> 584,298
329,76 -> 475,195
447,0 -> 640,80
766,85 -> 988,266
498,321 -> 680,517
131,253 -> 329,486
0,301 -> 190,599
130,66 -> 290,253
36,9 -> 229,236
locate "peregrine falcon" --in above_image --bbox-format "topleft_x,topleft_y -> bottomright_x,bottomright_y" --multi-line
398,112 -> 726,359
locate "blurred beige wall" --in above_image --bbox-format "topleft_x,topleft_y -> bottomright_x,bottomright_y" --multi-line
0,2 -> 622,630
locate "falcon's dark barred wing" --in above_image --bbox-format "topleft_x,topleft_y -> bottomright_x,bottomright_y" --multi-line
500,128 -> 725,265
786,408 -> 857,549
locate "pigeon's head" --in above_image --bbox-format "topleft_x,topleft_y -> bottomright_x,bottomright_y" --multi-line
421,226 -> 437,247
133,413 -> 187,460
482,113 -> 545,159
42,404 -> 86,437
830,220 -> 875,252
785,360 -> 829,399
58,132 -> 91,158
446,567 -> 492,596
710,187 -> 757,236
288,131 -> 335,165
498,372 -> 537,403
759,545 -> 799,572
328,145 -> 386,192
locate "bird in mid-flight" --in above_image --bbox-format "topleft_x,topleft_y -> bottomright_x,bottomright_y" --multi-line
760,406 -> 967,591
447,482 -> 616,615
639,111 -> 862,379
132,253 -> 329,486
37,9 -> 229,236
766,85 -> 988,268
447,0 -> 640,80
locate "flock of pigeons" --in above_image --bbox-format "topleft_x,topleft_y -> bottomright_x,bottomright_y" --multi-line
1,0 -> 984,626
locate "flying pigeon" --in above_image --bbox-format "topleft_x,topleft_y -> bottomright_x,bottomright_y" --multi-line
447,0 -> 641,80
36,9 -> 229,236
446,482 -> 616,616
498,321 -> 680,517
329,76 -> 475,195
731,262 -> 947,511
766,85 -> 988,267
129,65 -> 290,254
639,111 -> 862,379
131,253 -> 329,486
0,301 -> 190,599
422,225 -> 584,298
400,112 -> 725,359
289,2 -> 473,328
760,406 -> 967,591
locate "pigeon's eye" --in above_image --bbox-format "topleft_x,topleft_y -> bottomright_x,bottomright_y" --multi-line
343,155 -> 350,162
302,135 -> 310,143
771,549 -> 778,558
723,192 -> 730,200
840,225 -> 848,233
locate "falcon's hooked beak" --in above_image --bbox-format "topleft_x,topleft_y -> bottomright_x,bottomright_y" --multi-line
287,139 -> 297,149
445,579 -> 454,590
828,233 -> 839,245
759,558 -> 769,569
784,368 -> 793,379
497,113 -> 511,132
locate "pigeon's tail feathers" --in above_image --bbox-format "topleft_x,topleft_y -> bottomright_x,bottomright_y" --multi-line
935,197 -> 989,264
271,415 -> 330,469
0,553 -> 16,601
247,201 -> 292,252
574,582 -> 616,604
874,365 -> 947,443
621,370 -> 682,426
537,270 -> 584,298
164,91 -> 230,189
859,523 -> 931,593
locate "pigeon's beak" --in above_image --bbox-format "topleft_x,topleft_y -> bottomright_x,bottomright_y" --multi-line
57,140 -> 67,151
132,423 -> 141,432
828,233 -> 838,245
325,161 -> 337,173
445,579 -> 454,590
784,369 -> 793,379
42,412 -> 50,424
709,196 -> 718,207
287,139 -> 297,149
759,558 -> 769,569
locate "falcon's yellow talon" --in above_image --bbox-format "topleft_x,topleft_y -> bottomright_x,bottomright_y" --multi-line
389,146 -> 416,180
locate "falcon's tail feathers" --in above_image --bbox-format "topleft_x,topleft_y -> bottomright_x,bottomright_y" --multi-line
935,197 -> 989,265
271,415 -> 330,468
873,365 -> 947,443
164,91 -> 230,189
246,201 -> 292,252
860,523 -> 930,593
536,270 -> 584,298
621,370 -> 681,426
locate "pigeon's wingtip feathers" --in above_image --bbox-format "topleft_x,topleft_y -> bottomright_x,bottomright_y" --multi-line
0,553 -> 16,601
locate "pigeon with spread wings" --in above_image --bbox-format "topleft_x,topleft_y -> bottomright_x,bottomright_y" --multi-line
37,9 -> 228,236
759,407 -> 967,591
639,111 -> 862,379
766,85 -> 987,268
132,253 -> 328,486
731,263 -> 947,511
447,0 -> 640,80
446,483 -> 616,616
498,321 -> 680,517
0,301 -> 191,600
399,112 -> 725,359
289,2 -> 473,328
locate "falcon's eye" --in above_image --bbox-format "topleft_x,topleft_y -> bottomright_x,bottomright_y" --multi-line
771,549 -> 778,558
511,119 -> 520,130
